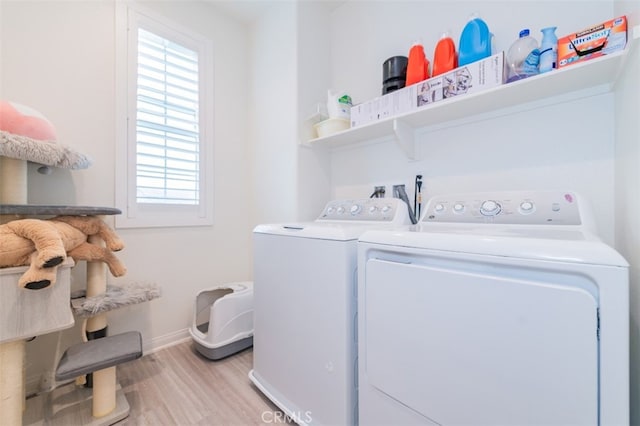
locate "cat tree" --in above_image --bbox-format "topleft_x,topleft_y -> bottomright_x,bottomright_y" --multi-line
0,104 -> 156,425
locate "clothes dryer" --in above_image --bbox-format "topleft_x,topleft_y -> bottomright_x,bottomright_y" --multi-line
358,191 -> 628,426
250,198 -> 410,426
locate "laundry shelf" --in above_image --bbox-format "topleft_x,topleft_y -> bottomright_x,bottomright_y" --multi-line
304,38 -> 634,160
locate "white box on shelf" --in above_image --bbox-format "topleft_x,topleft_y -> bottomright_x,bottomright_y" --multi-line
350,101 -> 373,128
351,84 -> 417,128
414,52 -> 505,109
440,52 -> 505,99
416,77 -> 445,107
351,53 -> 505,129
390,84 -> 417,116
0,259 -> 75,343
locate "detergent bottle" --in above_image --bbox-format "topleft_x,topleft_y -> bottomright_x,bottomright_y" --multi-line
432,32 -> 458,76
506,29 -> 541,82
458,14 -> 492,66
539,26 -> 558,73
405,41 -> 430,86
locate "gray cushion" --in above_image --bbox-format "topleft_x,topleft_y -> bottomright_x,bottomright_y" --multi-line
56,331 -> 142,381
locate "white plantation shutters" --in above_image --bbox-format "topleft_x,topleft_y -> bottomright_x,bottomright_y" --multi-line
116,4 -> 214,228
136,28 -> 200,205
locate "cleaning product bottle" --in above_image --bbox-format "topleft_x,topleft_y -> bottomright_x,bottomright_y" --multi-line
506,29 -> 541,82
327,90 -> 352,120
458,14 -> 492,66
405,41 -> 430,86
432,32 -> 458,76
382,56 -> 408,94
539,26 -> 558,73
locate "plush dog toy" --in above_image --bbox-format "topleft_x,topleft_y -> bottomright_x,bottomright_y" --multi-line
0,216 -> 126,290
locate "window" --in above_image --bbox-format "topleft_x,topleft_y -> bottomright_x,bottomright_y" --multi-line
136,28 -> 200,205
116,4 -> 214,228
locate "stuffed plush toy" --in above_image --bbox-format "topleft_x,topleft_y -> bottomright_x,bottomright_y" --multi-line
0,216 -> 126,290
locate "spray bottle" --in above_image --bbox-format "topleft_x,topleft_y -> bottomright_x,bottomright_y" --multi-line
539,26 -> 558,73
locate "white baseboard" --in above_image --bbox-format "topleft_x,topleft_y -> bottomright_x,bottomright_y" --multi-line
144,327 -> 191,354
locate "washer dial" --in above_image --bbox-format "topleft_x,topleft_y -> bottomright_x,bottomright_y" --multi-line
453,203 -> 465,214
519,201 -> 535,215
480,200 -> 501,216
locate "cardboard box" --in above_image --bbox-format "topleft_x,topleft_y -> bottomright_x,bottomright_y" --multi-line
351,84 -> 416,128
352,52 -> 504,127
415,52 -> 505,108
439,52 -> 505,101
350,101 -> 374,128
558,16 -> 627,69
416,77 -> 444,106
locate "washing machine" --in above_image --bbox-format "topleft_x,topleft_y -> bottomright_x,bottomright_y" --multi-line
357,190 -> 629,426
250,198 -> 411,426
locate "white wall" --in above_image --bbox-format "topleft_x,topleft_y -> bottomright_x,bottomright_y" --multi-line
296,1 -> 333,221
613,2 -> 640,424
249,1 -> 299,225
250,1 -> 340,225
0,0 -> 252,392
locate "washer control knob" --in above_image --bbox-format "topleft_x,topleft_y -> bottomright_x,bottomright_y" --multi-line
350,204 -> 362,215
326,206 -> 335,215
382,205 -> 392,214
480,200 -> 501,216
368,205 -> 378,214
519,201 -> 535,214
434,203 -> 445,213
453,203 -> 465,214
337,206 -> 345,214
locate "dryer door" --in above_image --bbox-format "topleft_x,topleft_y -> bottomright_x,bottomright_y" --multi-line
362,256 -> 599,425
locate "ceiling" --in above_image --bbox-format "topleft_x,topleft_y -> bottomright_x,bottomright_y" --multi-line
205,0 -> 278,23
207,0 -> 346,24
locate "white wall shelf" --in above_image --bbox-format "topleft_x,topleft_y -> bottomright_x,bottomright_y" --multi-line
304,39 -> 635,160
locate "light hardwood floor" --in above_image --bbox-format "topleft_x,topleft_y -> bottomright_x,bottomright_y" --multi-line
114,341 -> 292,425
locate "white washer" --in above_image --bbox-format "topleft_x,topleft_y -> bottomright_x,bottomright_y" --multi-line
250,198 -> 411,426
358,191 -> 629,426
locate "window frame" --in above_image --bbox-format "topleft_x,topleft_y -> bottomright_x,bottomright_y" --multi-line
115,2 -> 214,229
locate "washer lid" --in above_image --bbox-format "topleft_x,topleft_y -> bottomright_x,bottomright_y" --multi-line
359,226 -> 629,267
254,222 -> 408,241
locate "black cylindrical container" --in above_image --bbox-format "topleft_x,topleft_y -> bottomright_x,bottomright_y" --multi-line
382,56 -> 408,94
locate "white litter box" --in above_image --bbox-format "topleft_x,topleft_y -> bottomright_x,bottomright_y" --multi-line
189,281 -> 254,360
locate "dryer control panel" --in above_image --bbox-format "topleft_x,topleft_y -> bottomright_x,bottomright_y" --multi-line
317,198 -> 409,224
422,191 -> 583,225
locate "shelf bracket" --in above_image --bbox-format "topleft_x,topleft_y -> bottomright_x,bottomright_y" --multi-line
393,119 -> 416,160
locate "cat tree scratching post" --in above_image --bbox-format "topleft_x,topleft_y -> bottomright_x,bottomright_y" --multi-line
0,156 -> 29,426
0,156 -> 28,205
85,225 -> 117,418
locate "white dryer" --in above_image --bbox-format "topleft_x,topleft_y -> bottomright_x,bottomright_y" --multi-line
250,198 -> 411,426
357,191 -> 629,426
